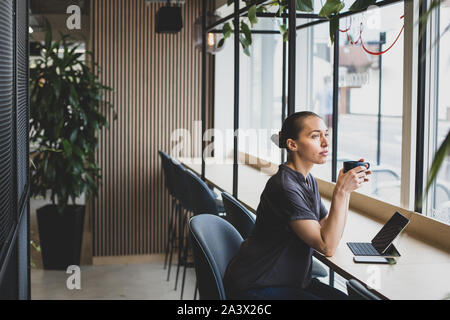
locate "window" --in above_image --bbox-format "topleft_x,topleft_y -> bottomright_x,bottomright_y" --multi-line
296,21 -> 334,181
212,0 -> 450,225
337,2 -> 404,206
212,31 -> 235,193
239,17 -> 283,165
426,1 -> 450,224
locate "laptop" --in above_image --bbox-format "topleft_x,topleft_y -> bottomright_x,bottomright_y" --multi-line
347,211 -> 410,257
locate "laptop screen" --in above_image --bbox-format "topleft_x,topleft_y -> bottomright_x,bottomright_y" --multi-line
371,212 -> 410,253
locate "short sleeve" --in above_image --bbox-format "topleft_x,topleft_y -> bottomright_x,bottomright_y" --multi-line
319,200 -> 328,221
280,186 -> 319,223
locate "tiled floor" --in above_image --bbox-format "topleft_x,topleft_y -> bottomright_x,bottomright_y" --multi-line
29,198 -> 345,300
30,197 -> 197,300
31,260 -> 197,300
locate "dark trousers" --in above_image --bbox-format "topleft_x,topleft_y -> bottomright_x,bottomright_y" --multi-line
238,279 -> 348,300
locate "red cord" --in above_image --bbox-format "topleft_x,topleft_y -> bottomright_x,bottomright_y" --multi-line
361,25 -> 404,55
339,17 -> 352,32
340,15 -> 404,56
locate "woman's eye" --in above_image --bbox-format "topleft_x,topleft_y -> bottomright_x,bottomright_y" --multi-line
325,133 -> 329,137
312,135 -> 319,139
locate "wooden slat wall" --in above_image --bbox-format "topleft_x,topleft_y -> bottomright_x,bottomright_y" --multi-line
91,0 -> 214,256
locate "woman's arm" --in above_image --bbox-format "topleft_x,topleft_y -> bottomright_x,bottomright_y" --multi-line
290,164 -> 371,257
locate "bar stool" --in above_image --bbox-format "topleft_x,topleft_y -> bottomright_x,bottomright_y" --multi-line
170,159 -> 193,289
189,214 -> 243,300
158,151 -> 177,273
179,169 -> 225,299
221,192 -> 255,239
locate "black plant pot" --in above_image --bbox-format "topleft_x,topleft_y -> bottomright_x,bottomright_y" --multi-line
36,204 -> 85,270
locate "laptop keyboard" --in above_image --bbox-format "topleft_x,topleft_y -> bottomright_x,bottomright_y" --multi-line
347,242 -> 380,256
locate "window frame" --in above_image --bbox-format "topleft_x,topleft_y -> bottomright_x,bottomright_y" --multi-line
209,0 -> 448,222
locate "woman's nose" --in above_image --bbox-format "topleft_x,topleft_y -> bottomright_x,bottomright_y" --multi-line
321,136 -> 329,147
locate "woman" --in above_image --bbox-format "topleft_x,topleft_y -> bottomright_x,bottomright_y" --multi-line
222,111 -> 371,300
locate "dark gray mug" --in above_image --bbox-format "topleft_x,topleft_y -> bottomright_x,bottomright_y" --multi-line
343,161 -> 370,173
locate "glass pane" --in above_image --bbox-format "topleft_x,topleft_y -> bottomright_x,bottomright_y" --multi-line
212,31 -> 235,194
239,18 -> 283,166
337,3 -> 404,205
296,21 -> 334,181
429,3 -> 450,225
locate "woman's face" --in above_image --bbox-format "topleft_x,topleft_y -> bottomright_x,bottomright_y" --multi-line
287,116 -> 330,164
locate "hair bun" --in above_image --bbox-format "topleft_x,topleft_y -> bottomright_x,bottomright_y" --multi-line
278,131 -> 285,149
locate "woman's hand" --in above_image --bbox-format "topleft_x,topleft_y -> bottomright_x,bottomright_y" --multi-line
335,158 -> 372,194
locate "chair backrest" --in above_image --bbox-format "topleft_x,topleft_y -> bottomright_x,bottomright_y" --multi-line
170,158 -> 192,211
184,169 -> 219,215
158,151 -> 175,197
221,192 -> 255,239
189,214 -> 243,300
346,279 -> 382,300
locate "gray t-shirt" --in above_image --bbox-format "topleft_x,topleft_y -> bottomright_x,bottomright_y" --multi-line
223,163 -> 328,297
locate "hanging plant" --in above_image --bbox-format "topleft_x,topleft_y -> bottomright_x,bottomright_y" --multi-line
219,0 -> 448,53
219,0 -> 358,55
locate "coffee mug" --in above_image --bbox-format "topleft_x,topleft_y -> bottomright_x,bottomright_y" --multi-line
343,161 -> 370,173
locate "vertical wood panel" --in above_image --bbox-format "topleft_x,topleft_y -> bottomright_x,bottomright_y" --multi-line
92,0 -> 213,256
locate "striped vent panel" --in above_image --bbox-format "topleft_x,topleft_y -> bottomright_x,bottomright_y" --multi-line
16,0 -> 29,204
0,0 -> 14,247
91,0 -> 214,256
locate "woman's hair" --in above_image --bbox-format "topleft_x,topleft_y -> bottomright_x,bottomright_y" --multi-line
277,111 -> 321,149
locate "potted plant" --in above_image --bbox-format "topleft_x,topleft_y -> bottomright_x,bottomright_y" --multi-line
30,22 -> 115,270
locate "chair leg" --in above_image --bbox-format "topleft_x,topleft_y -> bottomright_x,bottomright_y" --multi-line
180,235 -> 189,300
174,208 -> 187,290
164,198 -> 177,270
193,278 -> 198,300
166,200 -> 179,281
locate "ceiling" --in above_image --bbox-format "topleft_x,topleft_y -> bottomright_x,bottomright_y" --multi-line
30,0 -> 89,15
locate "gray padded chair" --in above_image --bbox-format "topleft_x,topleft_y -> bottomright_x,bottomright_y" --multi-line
189,214 -> 243,300
346,279 -> 382,300
179,169 -> 226,299
158,151 -> 177,273
221,192 -> 255,239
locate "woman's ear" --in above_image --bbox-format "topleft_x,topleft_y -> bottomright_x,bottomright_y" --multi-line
286,138 -> 298,153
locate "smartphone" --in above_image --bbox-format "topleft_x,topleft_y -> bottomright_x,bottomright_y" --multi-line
353,256 -> 396,264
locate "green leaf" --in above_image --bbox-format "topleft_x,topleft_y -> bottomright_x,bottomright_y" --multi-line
44,20 -> 52,50
241,21 -> 252,46
425,131 -> 450,194
329,16 -> 339,45
70,128 -> 78,143
61,139 -> 72,157
217,38 -> 225,48
296,0 -> 314,12
349,0 -> 377,12
69,83 -> 79,107
222,22 -> 233,39
239,35 -> 251,56
319,0 -> 345,18
248,5 -> 258,27
256,5 -> 267,14
278,23 -> 288,42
